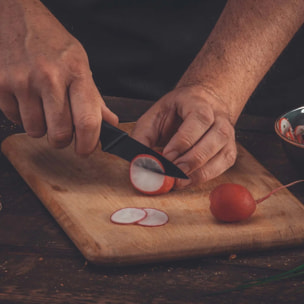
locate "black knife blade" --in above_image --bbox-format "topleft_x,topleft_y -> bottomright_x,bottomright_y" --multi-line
100,121 -> 188,179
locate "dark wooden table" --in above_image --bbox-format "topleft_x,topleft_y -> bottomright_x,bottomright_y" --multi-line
1,97 -> 304,304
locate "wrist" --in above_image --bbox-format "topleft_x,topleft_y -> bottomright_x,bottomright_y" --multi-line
174,82 -> 236,125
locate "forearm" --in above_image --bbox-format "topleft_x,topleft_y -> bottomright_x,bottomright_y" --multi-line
177,0 -> 304,123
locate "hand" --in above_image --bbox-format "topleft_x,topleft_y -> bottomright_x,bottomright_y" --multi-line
0,0 -> 118,156
131,85 -> 237,188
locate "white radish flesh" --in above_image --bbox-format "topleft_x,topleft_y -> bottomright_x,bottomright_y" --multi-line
129,154 -> 175,195
294,125 -> 304,144
131,165 -> 165,192
137,208 -> 169,227
110,207 -> 147,224
278,117 -> 292,135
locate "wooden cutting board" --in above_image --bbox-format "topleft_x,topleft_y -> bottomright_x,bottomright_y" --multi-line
2,123 -> 304,265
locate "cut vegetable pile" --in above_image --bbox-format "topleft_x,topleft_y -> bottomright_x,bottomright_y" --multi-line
278,117 -> 304,144
110,207 -> 169,227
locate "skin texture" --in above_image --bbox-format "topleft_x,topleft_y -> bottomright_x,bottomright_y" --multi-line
0,0 -> 304,186
132,0 -> 304,188
0,0 -> 118,156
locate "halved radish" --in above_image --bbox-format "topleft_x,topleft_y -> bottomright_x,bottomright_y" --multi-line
110,207 -> 147,224
129,154 -> 175,195
294,125 -> 304,144
278,117 -> 292,135
137,208 -> 169,227
285,130 -> 295,141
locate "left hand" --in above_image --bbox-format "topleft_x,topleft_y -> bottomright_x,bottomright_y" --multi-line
131,85 -> 237,188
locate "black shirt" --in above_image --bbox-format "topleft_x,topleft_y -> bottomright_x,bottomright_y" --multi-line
41,0 -> 304,117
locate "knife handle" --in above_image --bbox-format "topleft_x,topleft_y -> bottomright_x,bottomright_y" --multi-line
100,121 -> 128,152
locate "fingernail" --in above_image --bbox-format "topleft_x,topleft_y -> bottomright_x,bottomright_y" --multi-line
163,151 -> 179,162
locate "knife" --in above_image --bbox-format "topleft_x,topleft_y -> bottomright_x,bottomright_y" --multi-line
100,121 -> 188,179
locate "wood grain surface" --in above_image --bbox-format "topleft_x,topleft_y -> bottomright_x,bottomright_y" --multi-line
2,122 -> 304,266
1,105 -> 304,304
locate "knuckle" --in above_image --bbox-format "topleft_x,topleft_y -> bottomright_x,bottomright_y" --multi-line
48,130 -> 73,148
192,147 -> 210,165
24,119 -> 47,138
176,130 -> 197,149
195,106 -> 214,125
67,54 -> 88,73
194,168 -> 210,184
215,119 -> 234,140
224,146 -> 237,167
67,39 -> 88,59
63,42 -> 90,76
27,129 -> 46,138
76,115 -> 100,133
11,70 -> 29,90
34,61 -> 59,87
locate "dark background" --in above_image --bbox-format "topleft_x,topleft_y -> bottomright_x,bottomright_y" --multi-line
41,0 -> 304,118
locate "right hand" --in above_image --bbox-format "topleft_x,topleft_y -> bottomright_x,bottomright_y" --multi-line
0,0 -> 118,156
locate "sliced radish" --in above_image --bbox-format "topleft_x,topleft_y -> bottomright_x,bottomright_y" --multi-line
137,208 -> 169,227
129,154 -> 175,195
294,125 -> 304,144
278,117 -> 292,135
285,130 -> 296,141
110,207 -> 147,224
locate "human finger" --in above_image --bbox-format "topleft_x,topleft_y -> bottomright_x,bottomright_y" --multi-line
173,117 -> 235,177
15,91 -> 47,138
162,107 -> 214,162
41,77 -> 73,148
0,92 -> 22,125
100,103 -> 119,127
175,141 -> 237,188
69,77 -> 118,156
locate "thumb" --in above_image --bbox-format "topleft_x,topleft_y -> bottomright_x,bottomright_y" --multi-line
101,104 -> 119,126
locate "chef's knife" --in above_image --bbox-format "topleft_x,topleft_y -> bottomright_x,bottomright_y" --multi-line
100,121 -> 188,179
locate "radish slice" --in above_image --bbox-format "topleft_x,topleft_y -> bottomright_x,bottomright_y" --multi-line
129,154 -> 175,195
137,208 -> 169,227
110,207 -> 147,224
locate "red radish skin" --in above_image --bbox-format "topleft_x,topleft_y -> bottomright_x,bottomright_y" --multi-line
210,180 -> 304,223
129,154 -> 175,195
278,117 -> 292,135
285,130 -> 296,141
210,183 -> 256,222
294,125 -> 304,144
